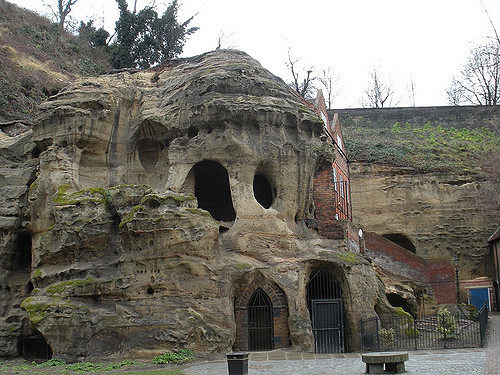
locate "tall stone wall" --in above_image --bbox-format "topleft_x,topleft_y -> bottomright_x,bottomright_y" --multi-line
329,105 -> 500,131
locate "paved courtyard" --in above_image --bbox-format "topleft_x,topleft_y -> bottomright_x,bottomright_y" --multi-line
184,349 -> 485,375
184,312 -> 500,375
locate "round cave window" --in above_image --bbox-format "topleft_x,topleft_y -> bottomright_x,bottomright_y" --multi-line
253,173 -> 274,209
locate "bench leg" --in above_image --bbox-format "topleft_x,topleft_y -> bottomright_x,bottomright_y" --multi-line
395,362 -> 405,373
366,363 -> 385,374
385,361 -> 406,373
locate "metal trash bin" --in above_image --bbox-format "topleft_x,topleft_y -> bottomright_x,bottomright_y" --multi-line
226,352 -> 249,375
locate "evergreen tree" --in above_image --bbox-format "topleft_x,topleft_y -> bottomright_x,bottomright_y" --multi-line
110,0 -> 198,69
78,20 -> 109,48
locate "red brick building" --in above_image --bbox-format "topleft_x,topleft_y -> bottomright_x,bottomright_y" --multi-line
312,91 -> 352,240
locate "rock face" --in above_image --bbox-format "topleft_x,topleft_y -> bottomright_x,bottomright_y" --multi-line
350,162 -> 498,281
6,50 -> 391,359
0,126 -> 39,356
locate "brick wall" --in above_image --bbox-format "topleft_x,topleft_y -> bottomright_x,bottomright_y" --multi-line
313,166 -> 354,240
233,279 -> 289,351
365,232 -> 456,304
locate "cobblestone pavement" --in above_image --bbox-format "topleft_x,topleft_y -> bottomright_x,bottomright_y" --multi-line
184,312 -> 500,375
184,349 -> 486,374
486,311 -> 500,375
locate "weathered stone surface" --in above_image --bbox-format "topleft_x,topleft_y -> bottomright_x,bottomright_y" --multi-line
0,50 -> 393,359
0,129 -> 38,356
350,162 -> 499,280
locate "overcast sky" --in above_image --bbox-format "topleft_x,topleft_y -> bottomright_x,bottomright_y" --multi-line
8,0 -> 500,108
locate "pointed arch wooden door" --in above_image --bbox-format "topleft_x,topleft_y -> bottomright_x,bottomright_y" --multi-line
248,288 -> 274,351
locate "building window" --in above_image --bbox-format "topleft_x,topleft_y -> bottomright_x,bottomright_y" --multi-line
339,175 -> 344,197
332,167 -> 337,191
320,112 -> 328,130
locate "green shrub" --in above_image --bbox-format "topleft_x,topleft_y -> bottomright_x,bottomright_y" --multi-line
38,358 -> 66,367
405,327 -> 419,338
65,360 -> 136,373
152,349 -> 196,364
437,307 -> 456,337
380,328 -> 396,347
66,362 -> 103,373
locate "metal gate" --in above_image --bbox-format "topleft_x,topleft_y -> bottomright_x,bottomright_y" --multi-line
311,299 -> 344,353
307,269 -> 345,353
248,288 -> 274,351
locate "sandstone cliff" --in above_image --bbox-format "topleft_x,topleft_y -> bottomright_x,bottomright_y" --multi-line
350,162 -> 498,281
0,50 -> 392,359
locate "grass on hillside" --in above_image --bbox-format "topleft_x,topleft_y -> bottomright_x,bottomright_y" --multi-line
0,0 -> 111,122
342,117 -> 500,174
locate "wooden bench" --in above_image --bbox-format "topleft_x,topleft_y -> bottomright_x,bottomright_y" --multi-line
361,352 -> 409,374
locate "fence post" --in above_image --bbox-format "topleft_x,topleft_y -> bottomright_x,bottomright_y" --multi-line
376,318 -> 380,351
478,301 -> 489,347
361,320 -> 365,351
414,318 -> 418,350
442,313 -> 447,349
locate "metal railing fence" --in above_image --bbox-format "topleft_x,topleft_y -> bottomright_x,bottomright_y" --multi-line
361,303 -> 488,352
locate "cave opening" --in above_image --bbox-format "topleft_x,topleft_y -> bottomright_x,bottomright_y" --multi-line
386,293 -> 414,316
12,231 -> 32,270
137,138 -> 160,173
194,160 -> 236,222
382,233 -> 416,253
253,173 -> 274,209
19,333 -> 52,360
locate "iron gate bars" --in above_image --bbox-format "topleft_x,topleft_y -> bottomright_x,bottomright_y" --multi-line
248,288 -> 274,351
307,269 -> 345,353
311,299 -> 344,353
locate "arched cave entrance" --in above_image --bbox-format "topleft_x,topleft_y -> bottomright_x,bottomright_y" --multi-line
382,233 -> 416,253
12,231 -> 32,270
307,269 -> 345,353
193,160 -> 236,222
248,288 -> 273,351
386,293 -> 414,316
20,335 -> 52,360
233,275 -> 289,351
18,322 -> 52,360
253,173 -> 274,209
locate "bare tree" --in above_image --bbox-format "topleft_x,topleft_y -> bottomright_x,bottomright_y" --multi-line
448,1 -> 500,106
286,49 -> 315,99
360,68 -> 396,108
408,76 -> 416,107
215,30 -> 235,50
57,0 -> 79,33
43,0 -> 79,33
446,79 -> 466,105
480,0 -> 500,46
447,41 -> 500,106
318,67 -> 339,109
